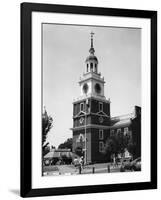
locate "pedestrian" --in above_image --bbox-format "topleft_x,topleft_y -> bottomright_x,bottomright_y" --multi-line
79,156 -> 83,170
113,156 -> 116,168
110,154 -> 113,167
115,157 -> 118,167
107,164 -> 110,173
73,157 -> 79,172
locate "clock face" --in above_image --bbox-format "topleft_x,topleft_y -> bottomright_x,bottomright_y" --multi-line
99,116 -> 104,123
79,117 -> 84,124
83,83 -> 88,94
95,83 -> 101,94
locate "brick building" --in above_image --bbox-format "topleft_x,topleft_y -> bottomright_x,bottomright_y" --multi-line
71,33 -> 141,164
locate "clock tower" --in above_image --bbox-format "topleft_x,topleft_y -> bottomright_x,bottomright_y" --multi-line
72,32 -> 111,164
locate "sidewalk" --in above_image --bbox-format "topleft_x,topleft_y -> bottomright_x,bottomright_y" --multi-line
43,163 -> 121,176
57,165 -> 77,175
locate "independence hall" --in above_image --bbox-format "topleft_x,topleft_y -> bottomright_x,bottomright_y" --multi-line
71,33 -> 141,164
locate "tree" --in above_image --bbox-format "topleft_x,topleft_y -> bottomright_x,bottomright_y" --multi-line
127,142 -> 137,158
105,137 -> 117,155
104,133 -> 133,158
43,142 -> 50,156
58,138 -> 73,151
42,107 -> 53,153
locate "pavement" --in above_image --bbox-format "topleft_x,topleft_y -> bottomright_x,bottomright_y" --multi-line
43,163 -> 122,176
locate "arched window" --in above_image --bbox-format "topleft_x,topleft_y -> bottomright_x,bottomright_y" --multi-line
80,103 -> 84,111
87,64 -> 89,72
90,63 -> 93,71
95,63 -> 97,72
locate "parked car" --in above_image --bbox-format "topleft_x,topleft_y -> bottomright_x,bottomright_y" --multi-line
120,157 -> 132,171
131,157 -> 141,171
120,157 -> 141,172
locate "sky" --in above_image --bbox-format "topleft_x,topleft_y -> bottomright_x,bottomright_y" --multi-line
43,23 -> 141,148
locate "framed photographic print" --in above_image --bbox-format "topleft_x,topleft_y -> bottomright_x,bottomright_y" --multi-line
21,2 -> 157,197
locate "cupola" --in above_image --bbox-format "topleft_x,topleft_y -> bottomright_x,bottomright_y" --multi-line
85,32 -> 98,73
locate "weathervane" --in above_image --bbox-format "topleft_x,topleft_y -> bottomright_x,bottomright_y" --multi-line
90,31 -> 94,48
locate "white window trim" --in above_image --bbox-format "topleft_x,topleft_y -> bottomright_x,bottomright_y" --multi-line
124,127 -> 129,135
80,103 -> 84,111
117,128 -> 121,134
128,131 -> 132,138
110,129 -> 114,136
99,102 -> 103,112
99,141 -> 104,152
99,130 -> 104,140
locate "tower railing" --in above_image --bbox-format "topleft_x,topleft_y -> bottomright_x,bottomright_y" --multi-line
73,94 -> 108,102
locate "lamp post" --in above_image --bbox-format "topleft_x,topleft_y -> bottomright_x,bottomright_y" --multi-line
84,98 -> 89,165
84,108 -> 87,165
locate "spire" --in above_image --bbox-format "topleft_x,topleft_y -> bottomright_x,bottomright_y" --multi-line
90,31 -> 94,48
89,31 -> 95,54
85,32 -> 98,73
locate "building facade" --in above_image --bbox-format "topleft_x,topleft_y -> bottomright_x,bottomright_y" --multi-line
72,33 -> 141,163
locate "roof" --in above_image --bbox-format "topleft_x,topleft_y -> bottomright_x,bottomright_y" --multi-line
44,150 -> 73,159
44,151 -> 55,159
111,119 -> 131,129
85,55 -> 98,62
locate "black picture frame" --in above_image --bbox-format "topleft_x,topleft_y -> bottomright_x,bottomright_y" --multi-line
21,2 -> 157,197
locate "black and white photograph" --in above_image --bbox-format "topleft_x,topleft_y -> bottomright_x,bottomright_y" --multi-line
20,3 -> 157,197
42,24 -> 141,176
